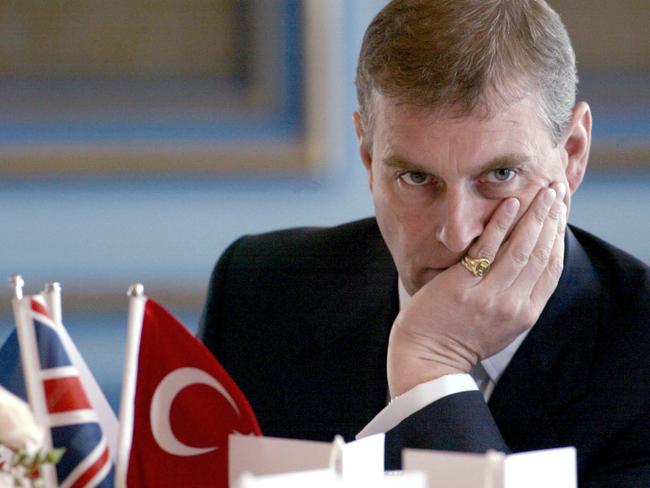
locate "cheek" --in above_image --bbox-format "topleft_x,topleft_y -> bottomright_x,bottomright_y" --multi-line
509,171 -> 564,229
517,157 -> 567,207
507,183 -> 543,230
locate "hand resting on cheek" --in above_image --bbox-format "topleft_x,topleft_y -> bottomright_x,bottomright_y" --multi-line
387,182 -> 568,398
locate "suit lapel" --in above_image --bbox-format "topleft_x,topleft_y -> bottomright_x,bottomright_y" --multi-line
489,227 -> 602,451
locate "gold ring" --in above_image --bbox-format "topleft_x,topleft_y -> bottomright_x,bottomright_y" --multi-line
461,255 -> 491,278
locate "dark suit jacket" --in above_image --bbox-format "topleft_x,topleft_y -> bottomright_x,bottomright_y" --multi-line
198,218 -> 650,487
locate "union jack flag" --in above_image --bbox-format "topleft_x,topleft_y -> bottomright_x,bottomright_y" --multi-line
0,296 -> 114,487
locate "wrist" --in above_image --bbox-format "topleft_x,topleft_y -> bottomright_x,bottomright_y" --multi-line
387,319 -> 477,398
387,354 -> 467,399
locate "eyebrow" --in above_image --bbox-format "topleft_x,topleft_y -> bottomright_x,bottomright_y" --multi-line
478,153 -> 531,173
383,156 -> 430,173
382,153 -> 531,175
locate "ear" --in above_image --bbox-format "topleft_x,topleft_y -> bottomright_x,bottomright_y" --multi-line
353,112 -> 374,190
562,101 -> 592,194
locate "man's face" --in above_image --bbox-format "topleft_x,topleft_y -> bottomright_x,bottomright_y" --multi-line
356,94 -> 572,296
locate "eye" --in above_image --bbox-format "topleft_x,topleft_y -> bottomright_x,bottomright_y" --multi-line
399,171 -> 432,186
486,168 -> 516,183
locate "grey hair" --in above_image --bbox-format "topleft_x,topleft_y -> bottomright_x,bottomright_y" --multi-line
355,0 -> 578,147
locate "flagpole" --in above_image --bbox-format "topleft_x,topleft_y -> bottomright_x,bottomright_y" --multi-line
115,283 -> 147,488
9,275 -> 58,487
9,274 -> 24,299
42,281 -> 63,327
41,281 -> 121,463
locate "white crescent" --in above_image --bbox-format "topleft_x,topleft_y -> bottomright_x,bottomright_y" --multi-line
150,367 -> 241,456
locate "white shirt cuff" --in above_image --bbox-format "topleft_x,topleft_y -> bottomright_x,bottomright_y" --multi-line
356,374 -> 478,439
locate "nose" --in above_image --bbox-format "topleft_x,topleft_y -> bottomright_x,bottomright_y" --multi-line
435,187 -> 485,254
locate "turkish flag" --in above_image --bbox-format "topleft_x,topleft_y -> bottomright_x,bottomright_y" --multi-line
125,299 -> 261,487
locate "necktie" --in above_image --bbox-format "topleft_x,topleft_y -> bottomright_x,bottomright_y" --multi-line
472,362 -> 493,400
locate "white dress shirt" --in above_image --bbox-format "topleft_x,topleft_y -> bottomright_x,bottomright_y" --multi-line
357,278 -> 531,438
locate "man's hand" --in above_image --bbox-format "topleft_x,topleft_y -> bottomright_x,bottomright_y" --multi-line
387,182 -> 568,398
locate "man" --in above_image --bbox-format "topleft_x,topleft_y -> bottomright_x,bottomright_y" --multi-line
198,1 -> 650,486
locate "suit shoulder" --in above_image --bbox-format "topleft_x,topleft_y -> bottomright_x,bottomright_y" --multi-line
224,217 -> 387,271
238,217 -> 382,250
197,217 -> 394,361
571,226 -> 650,352
571,225 -> 649,290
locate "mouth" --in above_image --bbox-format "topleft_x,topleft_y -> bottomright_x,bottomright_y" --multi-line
427,267 -> 447,273
421,261 -> 460,279
422,267 -> 448,279
427,260 -> 460,272
406,261 -> 462,294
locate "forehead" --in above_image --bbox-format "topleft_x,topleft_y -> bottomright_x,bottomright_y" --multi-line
370,94 -> 553,169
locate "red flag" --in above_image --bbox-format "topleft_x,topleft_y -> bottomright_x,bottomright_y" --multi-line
116,296 -> 261,487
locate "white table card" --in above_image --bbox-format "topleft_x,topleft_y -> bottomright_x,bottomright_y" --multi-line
403,446 -> 576,488
229,433 -> 385,487
235,469 -> 427,488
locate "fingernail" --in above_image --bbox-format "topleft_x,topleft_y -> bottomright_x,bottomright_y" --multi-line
505,198 -> 520,216
555,183 -> 567,200
543,188 -> 556,205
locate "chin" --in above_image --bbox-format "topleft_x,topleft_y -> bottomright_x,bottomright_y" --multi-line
406,268 -> 444,295
423,267 -> 445,282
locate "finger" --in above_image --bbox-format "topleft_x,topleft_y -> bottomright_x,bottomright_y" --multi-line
467,197 -> 520,262
455,197 -> 520,282
529,199 -> 567,307
511,182 -> 567,293
484,185 -> 557,288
